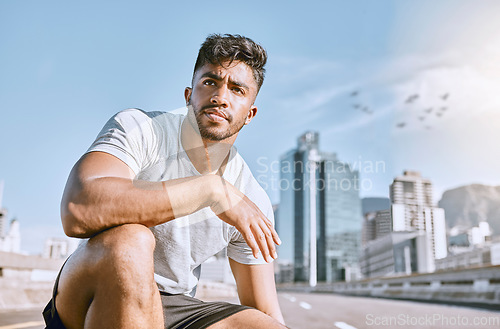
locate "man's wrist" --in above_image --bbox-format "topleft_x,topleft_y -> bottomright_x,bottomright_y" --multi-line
203,174 -> 225,209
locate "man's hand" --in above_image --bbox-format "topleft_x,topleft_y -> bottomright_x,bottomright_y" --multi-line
209,176 -> 281,263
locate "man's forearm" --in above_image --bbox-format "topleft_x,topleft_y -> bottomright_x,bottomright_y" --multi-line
252,294 -> 286,326
62,174 -> 220,238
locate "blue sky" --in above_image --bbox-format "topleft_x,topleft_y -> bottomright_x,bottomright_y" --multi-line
1,0 -> 499,253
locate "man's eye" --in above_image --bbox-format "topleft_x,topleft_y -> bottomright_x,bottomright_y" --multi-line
203,80 -> 215,86
232,87 -> 244,94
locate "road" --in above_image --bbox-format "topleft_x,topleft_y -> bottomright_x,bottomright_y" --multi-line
1,292 -> 499,328
276,292 -> 500,329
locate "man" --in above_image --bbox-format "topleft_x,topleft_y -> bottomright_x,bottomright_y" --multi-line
42,34 -> 287,329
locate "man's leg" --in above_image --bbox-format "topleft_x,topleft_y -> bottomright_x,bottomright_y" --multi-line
55,224 -> 163,329
207,309 -> 288,329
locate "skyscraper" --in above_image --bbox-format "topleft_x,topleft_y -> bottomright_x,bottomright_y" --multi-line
390,171 -> 447,262
360,171 -> 448,277
278,131 -> 363,282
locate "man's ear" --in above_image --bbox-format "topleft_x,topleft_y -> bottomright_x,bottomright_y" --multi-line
245,105 -> 258,125
184,87 -> 192,105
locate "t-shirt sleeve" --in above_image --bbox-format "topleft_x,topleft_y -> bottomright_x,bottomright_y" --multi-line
86,108 -> 158,175
226,182 -> 275,265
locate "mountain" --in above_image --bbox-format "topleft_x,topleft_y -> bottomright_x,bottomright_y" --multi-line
438,184 -> 500,235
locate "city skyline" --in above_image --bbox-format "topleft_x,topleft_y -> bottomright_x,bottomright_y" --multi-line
275,131 -> 471,283
2,1 -> 500,253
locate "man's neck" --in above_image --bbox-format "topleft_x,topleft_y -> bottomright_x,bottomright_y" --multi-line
180,117 -> 235,175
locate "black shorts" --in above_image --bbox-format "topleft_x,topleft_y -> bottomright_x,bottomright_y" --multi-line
43,261 -> 251,329
42,258 -> 68,329
159,292 -> 252,328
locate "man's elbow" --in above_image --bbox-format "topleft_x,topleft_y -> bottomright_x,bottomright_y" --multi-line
61,202 -> 92,238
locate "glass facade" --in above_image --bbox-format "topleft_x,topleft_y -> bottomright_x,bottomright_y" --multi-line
278,131 -> 363,282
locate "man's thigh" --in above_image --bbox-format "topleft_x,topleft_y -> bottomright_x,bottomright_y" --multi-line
206,309 -> 287,329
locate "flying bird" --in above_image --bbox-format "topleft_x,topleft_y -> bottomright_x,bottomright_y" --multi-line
351,91 -> 359,97
418,116 -> 425,121
405,94 -> 419,103
424,108 -> 433,114
441,107 -> 447,111
362,107 -> 373,114
352,104 -> 361,109
441,93 -> 449,100
396,122 -> 406,128
436,112 -> 443,117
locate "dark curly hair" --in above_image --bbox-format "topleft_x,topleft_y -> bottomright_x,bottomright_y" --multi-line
193,34 -> 268,92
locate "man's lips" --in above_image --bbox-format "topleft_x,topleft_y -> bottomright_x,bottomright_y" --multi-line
203,108 -> 229,122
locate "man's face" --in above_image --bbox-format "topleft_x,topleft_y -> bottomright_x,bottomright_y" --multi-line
185,60 -> 258,142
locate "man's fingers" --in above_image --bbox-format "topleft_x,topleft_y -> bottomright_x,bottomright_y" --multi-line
241,229 -> 260,259
272,226 -> 281,245
251,224 -> 272,263
260,222 -> 278,260
258,214 -> 281,246
244,197 -> 280,245
220,187 -> 279,262
262,219 -> 281,245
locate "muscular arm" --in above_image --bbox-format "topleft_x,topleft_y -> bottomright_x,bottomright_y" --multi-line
61,151 -> 280,262
229,258 -> 285,325
61,151 -> 215,237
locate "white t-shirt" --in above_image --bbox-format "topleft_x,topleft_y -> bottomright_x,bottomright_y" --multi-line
86,108 -> 274,296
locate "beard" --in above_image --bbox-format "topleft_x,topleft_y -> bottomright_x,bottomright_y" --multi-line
190,103 -> 247,141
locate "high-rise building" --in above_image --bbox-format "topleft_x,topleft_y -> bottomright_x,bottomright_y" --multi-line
390,170 -> 433,231
390,171 -> 447,263
362,209 -> 392,246
390,170 -> 433,206
360,171 -> 448,277
278,131 -> 362,282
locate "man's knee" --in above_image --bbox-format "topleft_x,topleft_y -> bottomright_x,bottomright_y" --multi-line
88,224 -> 156,273
89,223 -> 154,254
55,224 -> 159,328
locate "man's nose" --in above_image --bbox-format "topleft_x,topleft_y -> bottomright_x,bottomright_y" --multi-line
210,86 -> 229,107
